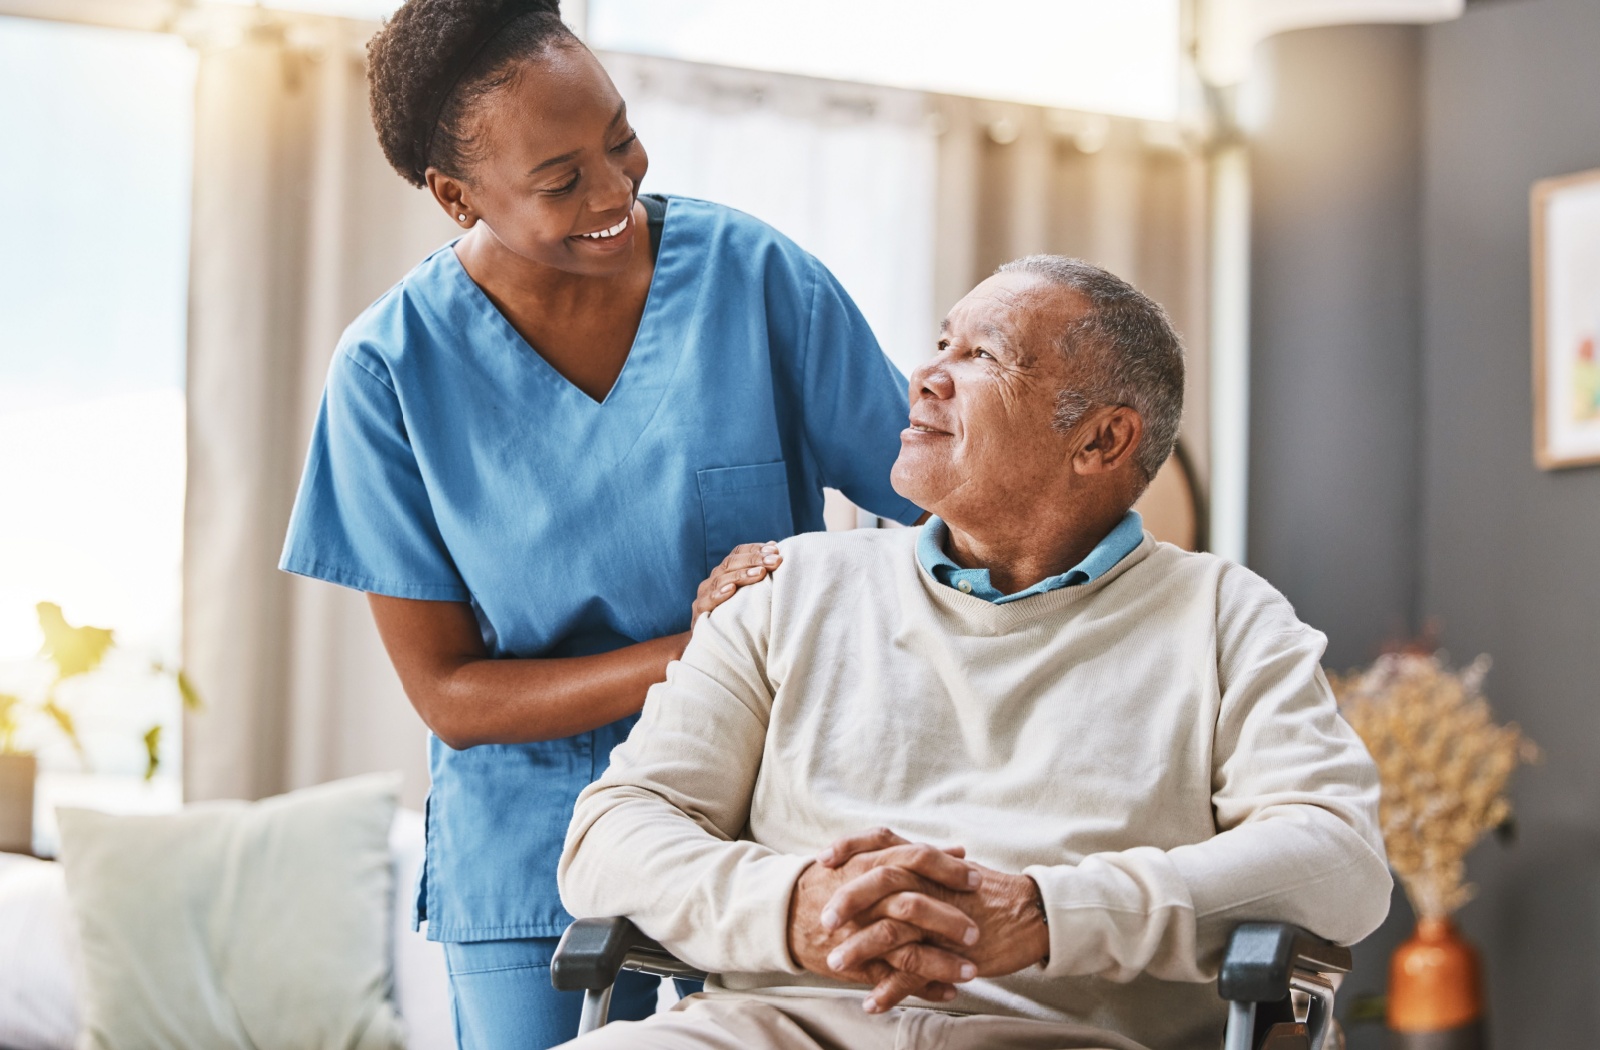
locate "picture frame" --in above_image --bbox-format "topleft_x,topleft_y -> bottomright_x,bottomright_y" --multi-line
1531,167 -> 1600,469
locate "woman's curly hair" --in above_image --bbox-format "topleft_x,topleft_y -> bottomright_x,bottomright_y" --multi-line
367,0 -> 577,187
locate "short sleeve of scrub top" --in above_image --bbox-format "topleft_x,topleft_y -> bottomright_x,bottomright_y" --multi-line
285,348 -> 471,602
280,195 -> 920,942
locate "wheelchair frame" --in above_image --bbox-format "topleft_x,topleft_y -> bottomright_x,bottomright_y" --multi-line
550,917 -> 1352,1050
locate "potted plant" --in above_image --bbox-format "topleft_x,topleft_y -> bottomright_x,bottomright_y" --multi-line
1332,649 -> 1536,1050
0,602 -> 199,856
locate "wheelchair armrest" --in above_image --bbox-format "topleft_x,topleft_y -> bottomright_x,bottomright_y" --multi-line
1218,922 -> 1353,1004
551,917 -> 708,992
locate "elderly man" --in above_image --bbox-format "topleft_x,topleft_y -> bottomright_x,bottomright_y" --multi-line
556,257 -> 1391,1050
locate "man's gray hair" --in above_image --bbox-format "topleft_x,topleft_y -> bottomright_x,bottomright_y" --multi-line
997,255 -> 1185,482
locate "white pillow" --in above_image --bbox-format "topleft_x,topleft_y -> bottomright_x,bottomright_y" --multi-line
0,803 -> 449,1050
0,853 -> 78,1050
58,774 -> 407,1050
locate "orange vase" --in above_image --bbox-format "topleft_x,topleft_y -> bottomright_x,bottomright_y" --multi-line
1387,917 -> 1487,1049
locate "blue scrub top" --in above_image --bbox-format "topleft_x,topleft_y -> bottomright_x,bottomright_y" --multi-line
281,196 -> 921,941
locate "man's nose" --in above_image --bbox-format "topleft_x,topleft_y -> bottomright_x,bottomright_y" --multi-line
911,359 -> 954,401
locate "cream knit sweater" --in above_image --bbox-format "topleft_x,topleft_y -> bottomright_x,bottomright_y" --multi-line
559,529 -> 1391,1050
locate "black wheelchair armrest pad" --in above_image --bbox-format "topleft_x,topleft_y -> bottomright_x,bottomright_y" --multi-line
551,917 -> 668,991
1218,922 -> 1354,1003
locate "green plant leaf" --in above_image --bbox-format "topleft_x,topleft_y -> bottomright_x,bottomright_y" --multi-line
175,670 -> 204,711
143,725 -> 162,781
0,693 -> 22,753
36,602 -> 115,681
41,697 -> 87,762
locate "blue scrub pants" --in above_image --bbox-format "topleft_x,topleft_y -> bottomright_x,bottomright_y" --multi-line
443,937 -> 699,1050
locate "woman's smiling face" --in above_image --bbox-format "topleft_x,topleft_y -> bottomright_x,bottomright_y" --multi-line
429,43 -> 650,277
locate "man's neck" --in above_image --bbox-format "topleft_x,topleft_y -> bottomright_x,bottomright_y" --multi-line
941,507 -> 1130,595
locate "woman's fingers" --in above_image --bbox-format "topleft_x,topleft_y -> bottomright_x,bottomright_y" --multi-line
709,544 -> 781,594
691,543 -> 781,619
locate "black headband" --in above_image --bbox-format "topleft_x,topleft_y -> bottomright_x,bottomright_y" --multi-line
417,7 -> 538,178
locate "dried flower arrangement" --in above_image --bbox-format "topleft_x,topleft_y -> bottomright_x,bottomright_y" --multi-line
1330,652 -> 1537,920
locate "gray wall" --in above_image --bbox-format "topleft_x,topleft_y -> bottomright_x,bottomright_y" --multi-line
1421,0 -> 1600,1044
1249,3 -> 1600,1046
1248,26 -> 1423,671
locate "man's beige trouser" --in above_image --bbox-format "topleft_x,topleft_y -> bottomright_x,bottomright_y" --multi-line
560,993 -> 1152,1050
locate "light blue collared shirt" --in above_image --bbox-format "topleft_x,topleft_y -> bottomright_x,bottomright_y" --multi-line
916,511 -> 1145,604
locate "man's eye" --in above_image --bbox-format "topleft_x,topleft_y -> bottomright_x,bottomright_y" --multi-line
610,131 -> 639,154
974,348 -> 995,361
546,173 -> 580,195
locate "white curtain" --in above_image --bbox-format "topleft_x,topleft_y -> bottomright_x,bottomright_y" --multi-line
183,10 -> 455,808
599,51 -> 939,378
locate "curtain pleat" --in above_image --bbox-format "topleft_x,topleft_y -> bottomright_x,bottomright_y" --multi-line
183,16 -> 453,807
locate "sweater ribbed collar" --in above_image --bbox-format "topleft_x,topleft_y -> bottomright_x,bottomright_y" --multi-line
909,530 -> 1158,633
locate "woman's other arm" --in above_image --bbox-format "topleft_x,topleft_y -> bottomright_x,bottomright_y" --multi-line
366,541 -> 780,747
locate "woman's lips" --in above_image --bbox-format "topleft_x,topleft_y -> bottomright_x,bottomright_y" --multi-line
569,211 -> 635,250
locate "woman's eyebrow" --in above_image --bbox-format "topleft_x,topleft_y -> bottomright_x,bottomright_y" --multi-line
526,103 -> 628,176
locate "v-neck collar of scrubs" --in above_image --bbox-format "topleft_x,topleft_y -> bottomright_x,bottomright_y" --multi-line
437,196 -> 684,423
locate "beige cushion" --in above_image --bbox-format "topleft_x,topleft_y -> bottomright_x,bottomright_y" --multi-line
57,774 -> 405,1050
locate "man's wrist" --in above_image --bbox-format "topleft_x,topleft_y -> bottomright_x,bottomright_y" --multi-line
785,860 -> 818,970
1025,875 -> 1050,967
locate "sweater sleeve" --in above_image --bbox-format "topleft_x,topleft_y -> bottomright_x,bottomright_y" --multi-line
1024,567 -> 1392,984
557,576 -> 811,976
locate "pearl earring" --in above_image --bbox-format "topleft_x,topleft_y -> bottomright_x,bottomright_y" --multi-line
458,213 -> 467,221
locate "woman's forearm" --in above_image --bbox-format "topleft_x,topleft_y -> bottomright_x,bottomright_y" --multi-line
424,632 -> 691,747
367,543 -> 784,748
366,592 -> 690,748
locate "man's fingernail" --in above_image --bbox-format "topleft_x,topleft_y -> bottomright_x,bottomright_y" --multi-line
963,925 -> 978,945
764,555 -> 779,566
827,949 -> 845,969
959,963 -> 976,981
719,585 -> 733,594
942,987 -> 957,1001
747,567 -> 762,576
863,997 -> 881,1013
820,909 -> 839,930
967,870 -> 981,888
817,848 -> 835,864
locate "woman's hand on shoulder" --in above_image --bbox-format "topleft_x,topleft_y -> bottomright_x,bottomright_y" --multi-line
692,541 -> 782,626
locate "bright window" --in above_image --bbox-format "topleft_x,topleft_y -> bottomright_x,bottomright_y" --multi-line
210,0 -> 1185,120
589,0 -> 1183,121
0,16 -> 196,848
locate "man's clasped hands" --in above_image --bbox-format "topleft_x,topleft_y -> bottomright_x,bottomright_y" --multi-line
786,827 -> 1051,1013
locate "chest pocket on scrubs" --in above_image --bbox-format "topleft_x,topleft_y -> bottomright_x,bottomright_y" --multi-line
696,462 -> 796,575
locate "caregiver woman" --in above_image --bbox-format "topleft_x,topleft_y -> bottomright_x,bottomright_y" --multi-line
279,0 -> 919,1046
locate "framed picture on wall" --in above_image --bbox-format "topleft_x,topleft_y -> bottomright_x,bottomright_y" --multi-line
1532,167 -> 1600,469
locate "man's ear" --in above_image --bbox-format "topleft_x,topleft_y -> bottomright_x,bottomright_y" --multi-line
426,169 -> 476,229
1072,406 -> 1144,476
